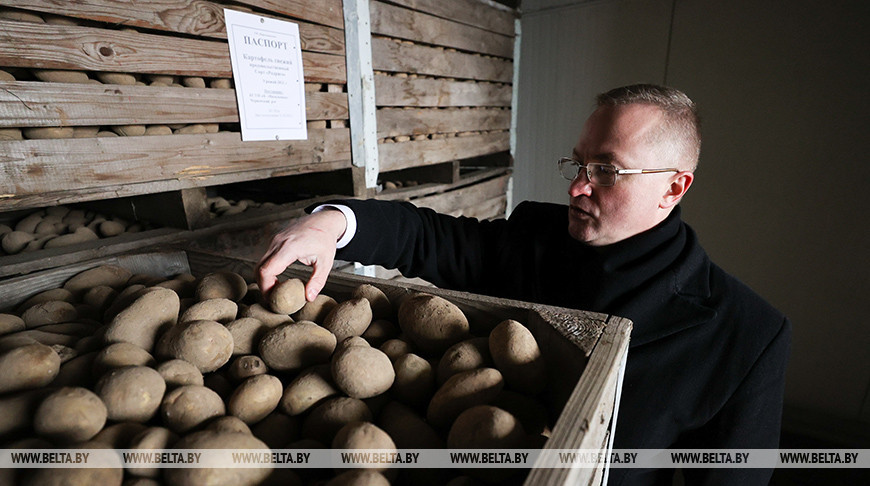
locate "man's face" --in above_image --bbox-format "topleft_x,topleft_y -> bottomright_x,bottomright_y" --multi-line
567,104 -> 680,246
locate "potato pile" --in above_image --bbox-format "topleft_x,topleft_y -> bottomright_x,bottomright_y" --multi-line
0,207 -> 152,256
0,266 -> 553,486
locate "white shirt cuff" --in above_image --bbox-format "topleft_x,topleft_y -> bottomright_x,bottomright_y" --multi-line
311,204 -> 357,249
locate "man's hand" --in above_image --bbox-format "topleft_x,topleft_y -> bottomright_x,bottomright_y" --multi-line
256,209 -> 347,302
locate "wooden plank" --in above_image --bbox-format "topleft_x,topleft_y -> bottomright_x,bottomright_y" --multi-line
377,107 -> 510,138
343,0 -> 379,192
0,81 -> 348,127
375,74 -> 511,107
452,194 -> 507,220
0,129 -> 352,210
375,167 -> 510,202
378,131 -> 509,172
2,162 -> 353,212
526,315 -> 631,485
232,0 -> 344,30
384,0 -> 516,36
370,1 -> 513,58
411,173 -> 509,214
0,20 -> 346,82
0,0 -> 345,55
0,250 -> 192,308
372,36 -> 512,82
0,227 -> 186,280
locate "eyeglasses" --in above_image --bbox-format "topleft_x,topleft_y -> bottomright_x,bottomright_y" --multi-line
557,157 -> 679,187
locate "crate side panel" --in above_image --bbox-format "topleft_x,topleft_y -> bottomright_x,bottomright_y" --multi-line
374,75 -> 511,107
0,20 -> 345,82
378,131 -> 509,173
0,129 -> 351,211
410,174 -> 510,215
1,0 -> 345,54
370,1 -> 513,58
372,37 -> 512,82
384,0 -> 516,36
0,82 -> 347,127
376,107 -> 509,138
0,250 -> 190,310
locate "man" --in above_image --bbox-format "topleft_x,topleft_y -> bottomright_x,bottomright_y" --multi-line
257,85 -> 791,485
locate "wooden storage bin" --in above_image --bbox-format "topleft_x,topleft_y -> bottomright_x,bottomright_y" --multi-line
0,1 -> 352,214
0,249 -> 631,485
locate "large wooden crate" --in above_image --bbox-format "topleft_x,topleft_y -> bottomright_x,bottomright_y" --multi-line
0,0 -> 352,212
0,250 -> 631,485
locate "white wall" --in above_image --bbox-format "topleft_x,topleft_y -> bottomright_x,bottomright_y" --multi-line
514,0 -> 870,441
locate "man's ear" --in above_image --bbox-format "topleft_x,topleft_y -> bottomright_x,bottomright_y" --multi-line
660,171 -> 694,209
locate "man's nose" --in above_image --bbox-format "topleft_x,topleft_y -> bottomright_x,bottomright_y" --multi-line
568,170 -> 593,197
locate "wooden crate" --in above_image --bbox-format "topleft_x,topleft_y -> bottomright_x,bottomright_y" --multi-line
0,0 -> 352,213
0,249 -> 629,485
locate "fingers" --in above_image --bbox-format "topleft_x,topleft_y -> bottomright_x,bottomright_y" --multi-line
257,245 -> 300,296
255,211 -> 344,300
305,252 -> 335,301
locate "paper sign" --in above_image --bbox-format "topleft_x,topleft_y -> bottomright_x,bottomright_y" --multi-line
224,9 -> 307,141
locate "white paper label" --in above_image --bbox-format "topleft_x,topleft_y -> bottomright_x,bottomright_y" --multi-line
224,9 -> 307,141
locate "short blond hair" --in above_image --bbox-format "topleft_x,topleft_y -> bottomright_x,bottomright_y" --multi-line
597,84 -> 701,171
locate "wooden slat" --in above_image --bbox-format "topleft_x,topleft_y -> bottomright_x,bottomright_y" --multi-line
0,0 -> 345,55
378,131 -> 509,172
0,161 -> 353,212
0,250 -> 192,307
0,227 -> 185,280
384,0 -> 516,36
451,194 -> 507,220
411,174 -> 509,214
0,81 -> 348,127
526,315 -> 631,485
377,107 -> 509,138
370,1 -> 513,58
374,167 -> 511,202
0,129 -> 351,210
375,75 -> 511,107
0,20 -> 346,82
372,36 -> 512,82
232,0 -> 344,30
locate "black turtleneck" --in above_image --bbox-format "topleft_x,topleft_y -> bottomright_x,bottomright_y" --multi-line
562,205 -> 687,314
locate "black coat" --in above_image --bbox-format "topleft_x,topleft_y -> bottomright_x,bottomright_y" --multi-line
333,199 -> 791,485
